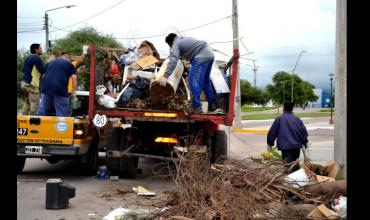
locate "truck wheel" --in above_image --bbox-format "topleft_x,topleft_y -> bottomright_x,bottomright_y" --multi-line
106,127 -> 124,176
16,157 -> 26,174
211,130 -> 227,163
80,135 -> 99,176
46,157 -> 60,164
118,128 -> 139,178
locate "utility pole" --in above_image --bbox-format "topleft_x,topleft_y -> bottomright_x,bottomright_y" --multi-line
44,13 -> 49,54
44,5 -> 76,55
334,0 -> 346,179
253,67 -> 257,87
291,50 -> 306,102
232,0 -> 241,129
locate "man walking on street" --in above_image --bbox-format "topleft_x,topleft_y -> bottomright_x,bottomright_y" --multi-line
21,43 -> 45,115
37,52 -> 77,116
155,33 -> 216,113
267,102 -> 308,172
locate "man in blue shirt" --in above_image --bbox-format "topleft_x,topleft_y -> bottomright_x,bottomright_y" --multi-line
156,33 -> 216,113
21,43 -> 45,115
37,52 -> 77,116
267,102 -> 308,172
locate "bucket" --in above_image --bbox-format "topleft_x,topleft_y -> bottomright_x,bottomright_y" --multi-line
150,59 -> 184,105
201,101 -> 208,113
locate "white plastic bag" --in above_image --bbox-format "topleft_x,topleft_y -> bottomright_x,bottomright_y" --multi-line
284,168 -> 311,188
210,62 -> 230,94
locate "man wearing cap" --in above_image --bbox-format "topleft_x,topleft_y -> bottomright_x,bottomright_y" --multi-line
156,33 -> 216,113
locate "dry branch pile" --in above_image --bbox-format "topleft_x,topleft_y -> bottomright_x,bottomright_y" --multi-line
159,146 -> 341,219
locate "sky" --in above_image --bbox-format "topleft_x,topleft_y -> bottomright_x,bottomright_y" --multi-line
17,0 -> 336,90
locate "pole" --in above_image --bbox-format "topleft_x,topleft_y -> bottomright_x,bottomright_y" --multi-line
232,0 -> 241,129
44,13 -> 49,55
334,0 -> 346,179
329,77 -> 334,124
253,67 -> 257,87
44,5 -> 76,56
283,82 -> 285,104
291,50 -> 305,102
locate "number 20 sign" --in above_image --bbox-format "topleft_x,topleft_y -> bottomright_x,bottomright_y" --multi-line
93,114 -> 107,128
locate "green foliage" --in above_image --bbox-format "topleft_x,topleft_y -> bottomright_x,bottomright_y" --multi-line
52,26 -> 122,55
240,79 -> 270,106
266,71 -> 318,106
17,49 -> 30,97
241,112 -> 331,120
51,26 -> 123,90
271,147 -> 282,160
241,106 -> 275,112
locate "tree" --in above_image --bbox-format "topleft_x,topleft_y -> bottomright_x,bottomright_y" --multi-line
266,71 -> 318,106
51,26 -> 123,90
240,79 -> 269,106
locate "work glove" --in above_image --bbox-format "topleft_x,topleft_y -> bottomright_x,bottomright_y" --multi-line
157,76 -> 167,87
82,45 -> 89,55
267,145 -> 272,151
71,91 -> 78,102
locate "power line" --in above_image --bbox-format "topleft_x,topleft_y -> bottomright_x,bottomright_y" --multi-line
17,16 -> 43,19
53,0 -> 127,31
17,29 -> 44,33
114,15 -> 231,40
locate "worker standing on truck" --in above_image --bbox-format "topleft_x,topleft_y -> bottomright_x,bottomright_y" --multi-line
37,52 -> 77,116
156,33 -> 216,113
267,102 -> 309,173
21,43 -> 46,115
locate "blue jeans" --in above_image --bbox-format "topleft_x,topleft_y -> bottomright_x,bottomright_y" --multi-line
37,93 -> 71,116
188,58 -> 215,108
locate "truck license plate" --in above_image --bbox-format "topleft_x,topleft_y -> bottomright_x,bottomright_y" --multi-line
25,146 -> 43,154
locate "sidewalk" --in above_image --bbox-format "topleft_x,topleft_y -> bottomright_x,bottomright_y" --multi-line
235,117 -> 334,133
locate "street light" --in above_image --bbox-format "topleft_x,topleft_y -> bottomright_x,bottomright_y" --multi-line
277,81 -> 286,114
329,73 -> 335,124
44,5 -> 76,54
280,81 -> 286,104
291,50 -> 306,102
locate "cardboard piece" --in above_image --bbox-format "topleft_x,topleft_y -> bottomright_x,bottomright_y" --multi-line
304,160 -> 339,179
307,204 -> 338,219
135,55 -> 159,69
316,175 -> 336,183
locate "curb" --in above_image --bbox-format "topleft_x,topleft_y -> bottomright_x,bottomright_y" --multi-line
233,128 -> 269,134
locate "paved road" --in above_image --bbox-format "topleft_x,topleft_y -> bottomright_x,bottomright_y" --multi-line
17,117 -> 334,219
17,158 -> 176,220
241,107 -> 328,115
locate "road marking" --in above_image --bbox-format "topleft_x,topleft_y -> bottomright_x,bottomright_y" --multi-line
233,128 -> 268,134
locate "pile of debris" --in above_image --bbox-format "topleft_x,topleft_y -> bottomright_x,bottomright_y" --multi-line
158,146 -> 346,219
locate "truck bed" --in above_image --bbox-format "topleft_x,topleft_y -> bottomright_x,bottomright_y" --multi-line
93,106 -> 228,124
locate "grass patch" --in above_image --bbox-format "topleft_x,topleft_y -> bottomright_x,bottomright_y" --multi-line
241,106 -> 276,112
319,109 -> 334,112
17,98 -> 24,113
242,112 -> 332,120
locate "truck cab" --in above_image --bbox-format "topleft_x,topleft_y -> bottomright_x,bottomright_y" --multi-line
16,91 -> 112,175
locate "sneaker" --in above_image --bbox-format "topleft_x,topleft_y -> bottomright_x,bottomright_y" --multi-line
209,103 -> 217,111
192,107 -> 203,114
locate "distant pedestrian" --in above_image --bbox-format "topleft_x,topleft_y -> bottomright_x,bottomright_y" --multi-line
267,102 -> 308,172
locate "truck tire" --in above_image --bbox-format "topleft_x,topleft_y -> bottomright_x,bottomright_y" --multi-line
16,157 -> 26,174
211,130 -> 227,163
46,157 -> 60,164
106,127 -> 124,176
118,128 -> 139,178
80,135 -> 99,176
